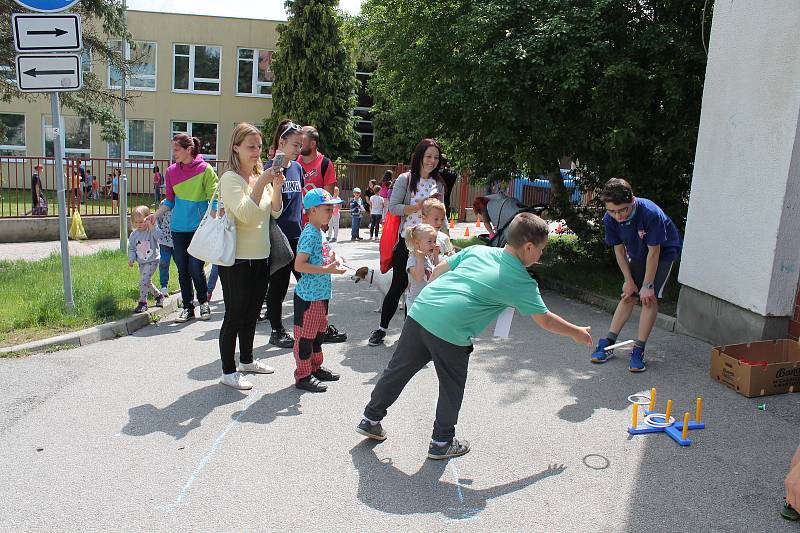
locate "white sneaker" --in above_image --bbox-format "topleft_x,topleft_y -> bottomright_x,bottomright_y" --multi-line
220,372 -> 253,390
239,360 -> 275,374
160,287 -> 169,297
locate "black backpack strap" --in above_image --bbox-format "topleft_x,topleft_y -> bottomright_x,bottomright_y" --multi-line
321,157 -> 331,181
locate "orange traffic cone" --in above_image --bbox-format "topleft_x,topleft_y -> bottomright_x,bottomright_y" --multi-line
476,216 -> 481,228
449,217 -> 455,229
464,226 -> 470,238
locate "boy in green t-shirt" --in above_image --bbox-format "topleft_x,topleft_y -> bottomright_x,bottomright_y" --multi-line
356,213 -> 593,459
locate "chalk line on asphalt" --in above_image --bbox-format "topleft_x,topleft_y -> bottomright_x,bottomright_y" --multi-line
160,392 -> 258,511
447,459 -> 482,521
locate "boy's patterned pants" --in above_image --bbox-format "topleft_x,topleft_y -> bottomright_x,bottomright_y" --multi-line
293,294 -> 329,382
138,261 -> 161,302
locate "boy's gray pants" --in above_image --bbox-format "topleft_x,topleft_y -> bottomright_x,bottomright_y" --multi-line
364,317 -> 473,442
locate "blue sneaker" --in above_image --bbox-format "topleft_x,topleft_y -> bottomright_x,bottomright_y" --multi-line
590,338 -> 613,363
628,346 -> 646,372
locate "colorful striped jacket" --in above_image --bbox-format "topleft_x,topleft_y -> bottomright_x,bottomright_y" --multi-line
164,155 -> 218,232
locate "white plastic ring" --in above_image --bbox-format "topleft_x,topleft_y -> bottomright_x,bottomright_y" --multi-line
627,394 -> 652,406
644,413 -> 675,428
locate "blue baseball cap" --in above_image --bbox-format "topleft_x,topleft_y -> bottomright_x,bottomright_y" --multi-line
303,188 -> 342,209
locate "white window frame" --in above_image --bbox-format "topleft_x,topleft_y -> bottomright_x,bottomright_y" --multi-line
108,40 -> 157,91
0,113 -> 27,157
107,119 -> 156,165
170,120 -> 219,160
80,48 -> 92,74
42,115 -> 91,159
172,43 -> 222,95
235,48 -> 274,98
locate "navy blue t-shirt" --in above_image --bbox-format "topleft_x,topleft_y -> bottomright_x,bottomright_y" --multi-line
267,159 -> 304,240
604,197 -> 682,262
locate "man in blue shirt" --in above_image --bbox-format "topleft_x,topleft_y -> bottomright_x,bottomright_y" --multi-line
590,178 -> 682,372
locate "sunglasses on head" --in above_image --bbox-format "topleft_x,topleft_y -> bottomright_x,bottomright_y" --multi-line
280,122 -> 302,138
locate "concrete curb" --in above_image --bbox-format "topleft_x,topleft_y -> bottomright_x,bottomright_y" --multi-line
540,278 -> 677,333
0,295 -> 180,356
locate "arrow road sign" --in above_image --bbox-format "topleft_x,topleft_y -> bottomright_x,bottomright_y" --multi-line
13,13 -> 82,52
14,0 -> 80,13
16,54 -> 82,92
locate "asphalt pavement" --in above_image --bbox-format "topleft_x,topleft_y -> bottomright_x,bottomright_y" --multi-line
0,229 -> 797,532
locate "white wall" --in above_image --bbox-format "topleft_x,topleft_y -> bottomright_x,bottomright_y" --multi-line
679,1 -> 800,316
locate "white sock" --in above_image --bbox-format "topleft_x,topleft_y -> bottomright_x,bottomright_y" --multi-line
364,417 -> 379,426
431,439 -> 448,447
378,327 -> 386,332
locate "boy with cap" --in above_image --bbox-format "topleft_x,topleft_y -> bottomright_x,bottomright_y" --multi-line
350,187 -> 366,241
293,188 -> 348,392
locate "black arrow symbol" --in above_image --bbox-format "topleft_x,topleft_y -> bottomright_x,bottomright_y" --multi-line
24,68 -> 75,77
26,28 -> 69,37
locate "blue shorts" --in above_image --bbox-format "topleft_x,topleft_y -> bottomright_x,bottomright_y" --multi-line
629,260 -> 674,299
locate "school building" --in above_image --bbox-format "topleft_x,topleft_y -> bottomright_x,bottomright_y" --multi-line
0,9 -> 375,164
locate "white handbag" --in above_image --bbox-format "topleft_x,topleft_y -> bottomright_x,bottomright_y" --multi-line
187,185 -> 236,266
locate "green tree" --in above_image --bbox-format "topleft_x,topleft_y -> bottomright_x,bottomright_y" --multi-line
266,0 -> 360,160
358,0 -> 711,239
0,0 -> 139,144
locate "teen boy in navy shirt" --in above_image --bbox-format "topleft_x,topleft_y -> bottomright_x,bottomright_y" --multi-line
590,178 -> 682,372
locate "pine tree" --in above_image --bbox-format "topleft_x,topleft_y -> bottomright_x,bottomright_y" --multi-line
0,0 -> 139,144
266,0 -> 360,161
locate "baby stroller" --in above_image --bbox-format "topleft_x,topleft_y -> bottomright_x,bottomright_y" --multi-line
476,193 -> 547,248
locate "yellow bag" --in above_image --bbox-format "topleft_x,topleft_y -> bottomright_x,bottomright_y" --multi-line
69,210 -> 88,240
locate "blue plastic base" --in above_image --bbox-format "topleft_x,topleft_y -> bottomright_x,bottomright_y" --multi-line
627,409 -> 705,446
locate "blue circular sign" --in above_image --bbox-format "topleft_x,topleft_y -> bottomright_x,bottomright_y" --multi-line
14,0 -> 80,13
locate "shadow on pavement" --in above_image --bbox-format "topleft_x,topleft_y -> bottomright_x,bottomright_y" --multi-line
350,440 -> 566,520
232,385 -> 304,425
122,384 -> 246,440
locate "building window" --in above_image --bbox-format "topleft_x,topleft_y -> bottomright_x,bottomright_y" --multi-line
236,48 -> 274,97
107,119 -> 155,160
173,44 -> 222,94
0,114 -> 26,156
109,40 -> 157,90
170,121 -> 218,160
43,115 -> 90,158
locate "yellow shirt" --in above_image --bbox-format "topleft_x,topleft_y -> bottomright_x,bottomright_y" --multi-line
219,170 -> 282,260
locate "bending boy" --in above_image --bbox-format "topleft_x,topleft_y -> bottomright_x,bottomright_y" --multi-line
590,178 -> 682,372
356,213 -> 592,459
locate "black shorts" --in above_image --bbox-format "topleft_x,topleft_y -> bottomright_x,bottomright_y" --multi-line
111,192 -> 119,201
629,260 -> 674,299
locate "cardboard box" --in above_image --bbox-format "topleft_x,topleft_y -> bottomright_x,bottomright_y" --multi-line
710,339 -> 800,397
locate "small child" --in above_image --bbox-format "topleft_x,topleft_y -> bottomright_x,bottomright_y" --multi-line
327,186 -> 342,242
420,198 -> 454,261
293,188 -> 348,392
590,178 -> 682,372
405,223 -> 437,309
369,185 -> 385,240
350,187 -> 366,241
128,205 -> 165,313
356,213 -> 592,459
156,201 -> 173,297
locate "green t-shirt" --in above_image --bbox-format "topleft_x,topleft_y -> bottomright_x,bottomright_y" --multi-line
408,246 -> 548,346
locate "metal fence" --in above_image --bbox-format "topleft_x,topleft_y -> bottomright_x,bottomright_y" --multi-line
0,156 -> 596,219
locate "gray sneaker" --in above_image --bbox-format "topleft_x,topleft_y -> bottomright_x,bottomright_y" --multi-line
198,302 -> 211,320
427,438 -> 470,460
356,419 -> 387,441
175,308 -> 194,323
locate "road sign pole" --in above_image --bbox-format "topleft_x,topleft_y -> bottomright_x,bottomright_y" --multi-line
51,92 -> 74,310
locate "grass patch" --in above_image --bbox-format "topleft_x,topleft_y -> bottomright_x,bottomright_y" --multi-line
450,234 -> 679,316
0,250 -> 180,348
0,188 -> 156,217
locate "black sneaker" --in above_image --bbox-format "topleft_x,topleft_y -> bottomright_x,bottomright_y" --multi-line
356,419 -> 387,441
134,302 -> 148,313
323,324 -> 347,343
296,375 -> 327,392
175,308 -> 194,323
198,302 -> 211,321
313,366 -> 340,381
368,329 -> 386,346
427,438 -> 470,460
155,294 -> 165,308
269,329 -> 295,348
